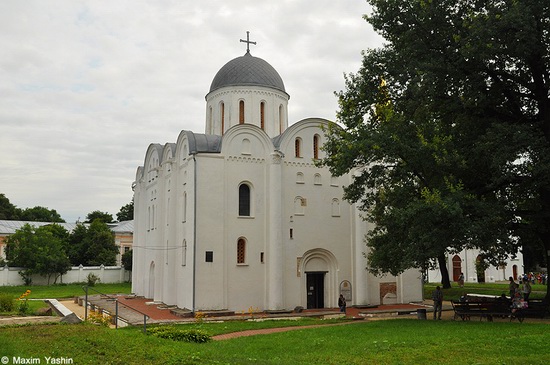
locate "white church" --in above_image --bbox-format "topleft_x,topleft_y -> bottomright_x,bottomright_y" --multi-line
132,36 -> 423,313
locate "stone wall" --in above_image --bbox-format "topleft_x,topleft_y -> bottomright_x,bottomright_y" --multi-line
0,265 -> 128,286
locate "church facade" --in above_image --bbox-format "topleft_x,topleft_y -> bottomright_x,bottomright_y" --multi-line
132,45 -> 422,312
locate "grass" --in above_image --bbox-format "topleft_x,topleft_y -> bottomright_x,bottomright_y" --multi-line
424,281 -> 548,301
0,319 -> 548,364
0,283 -> 131,316
0,282 -> 131,299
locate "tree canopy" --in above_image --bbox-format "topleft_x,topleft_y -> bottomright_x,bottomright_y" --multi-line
320,0 -> 550,293
85,210 -> 114,224
6,224 -> 71,284
116,200 -> 134,222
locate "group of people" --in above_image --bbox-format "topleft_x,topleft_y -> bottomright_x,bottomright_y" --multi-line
509,276 -> 532,301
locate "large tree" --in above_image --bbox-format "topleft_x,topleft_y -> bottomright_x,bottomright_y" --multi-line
0,193 -> 18,220
5,224 -> 71,284
85,210 -> 114,224
18,206 -> 65,222
116,200 -> 134,222
320,0 -> 550,294
70,220 -> 118,266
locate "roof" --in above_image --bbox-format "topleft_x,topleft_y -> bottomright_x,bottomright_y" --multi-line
0,220 -> 134,235
208,52 -> 287,95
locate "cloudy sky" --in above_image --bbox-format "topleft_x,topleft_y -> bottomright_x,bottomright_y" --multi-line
0,0 -> 384,223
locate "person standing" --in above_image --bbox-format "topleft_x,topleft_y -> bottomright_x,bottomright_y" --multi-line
432,286 -> 443,320
338,294 -> 346,313
458,272 -> 465,288
508,277 -> 517,298
521,279 -> 532,301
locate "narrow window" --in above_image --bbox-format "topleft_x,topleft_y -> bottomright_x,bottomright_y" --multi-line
313,134 -> 320,159
182,192 -> 187,223
239,100 -> 245,124
237,238 -> 246,264
290,228 -> 293,239
279,104 -> 284,134
239,184 -> 251,216
260,252 -> 264,263
209,106 -> 213,133
295,138 -> 301,157
205,251 -> 213,262
221,102 -> 225,134
260,102 -> 265,130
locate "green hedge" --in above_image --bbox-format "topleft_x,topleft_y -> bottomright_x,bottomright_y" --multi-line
148,326 -> 212,343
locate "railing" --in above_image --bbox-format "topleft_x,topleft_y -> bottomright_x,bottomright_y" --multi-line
82,286 -> 150,333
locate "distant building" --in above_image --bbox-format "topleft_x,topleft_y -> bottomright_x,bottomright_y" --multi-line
427,248 -> 524,284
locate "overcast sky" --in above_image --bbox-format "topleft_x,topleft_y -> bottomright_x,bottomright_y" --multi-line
0,0 -> 384,223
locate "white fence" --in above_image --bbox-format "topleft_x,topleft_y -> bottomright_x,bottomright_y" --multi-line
0,265 -> 129,286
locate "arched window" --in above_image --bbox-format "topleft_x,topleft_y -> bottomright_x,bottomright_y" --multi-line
220,102 -> 225,134
239,100 -> 245,124
313,134 -> 320,159
331,198 -> 341,217
295,138 -> 302,158
239,183 -> 251,216
260,102 -> 265,130
237,238 -> 246,264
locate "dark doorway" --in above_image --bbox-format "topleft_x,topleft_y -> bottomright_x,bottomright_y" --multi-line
306,272 -> 325,309
452,255 -> 462,282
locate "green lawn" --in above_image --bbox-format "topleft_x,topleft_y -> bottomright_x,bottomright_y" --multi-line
0,319 -> 548,364
0,283 -> 132,316
0,282 -> 131,299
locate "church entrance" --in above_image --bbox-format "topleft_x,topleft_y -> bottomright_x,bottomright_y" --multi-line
306,272 -> 325,309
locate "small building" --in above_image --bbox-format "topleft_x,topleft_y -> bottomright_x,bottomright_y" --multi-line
427,249 -> 524,284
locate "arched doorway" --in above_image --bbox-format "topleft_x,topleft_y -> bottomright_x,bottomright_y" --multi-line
148,261 -> 155,299
452,255 -> 462,282
513,265 -> 518,281
301,249 -> 338,309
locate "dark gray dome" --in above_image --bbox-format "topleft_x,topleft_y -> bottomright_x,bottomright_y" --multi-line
209,52 -> 287,95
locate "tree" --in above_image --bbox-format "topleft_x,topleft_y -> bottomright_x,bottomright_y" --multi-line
18,206 -> 65,222
85,210 -> 114,224
5,224 -> 71,284
80,220 -> 118,266
0,193 -> 18,220
320,0 -> 550,294
116,200 -> 134,222
121,249 -> 132,282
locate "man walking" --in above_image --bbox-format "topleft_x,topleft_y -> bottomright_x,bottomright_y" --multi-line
432,286 -> 443,320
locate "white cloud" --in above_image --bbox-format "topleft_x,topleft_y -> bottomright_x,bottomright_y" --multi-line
0,0 -> 383,222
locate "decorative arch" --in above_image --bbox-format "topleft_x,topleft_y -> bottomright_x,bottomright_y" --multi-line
300,248 -> 339,309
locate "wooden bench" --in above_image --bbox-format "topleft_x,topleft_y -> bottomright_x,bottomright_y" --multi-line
521,299 -> 549,319
451,300 -> 521,322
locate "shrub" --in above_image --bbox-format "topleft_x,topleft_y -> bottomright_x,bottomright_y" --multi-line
149,326 -> 211,343
0,294 -> 15,312
86,273 -> 100,286
87,310 -> 112,327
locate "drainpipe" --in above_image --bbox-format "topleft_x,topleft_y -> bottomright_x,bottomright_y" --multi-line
192,154 -> 197,313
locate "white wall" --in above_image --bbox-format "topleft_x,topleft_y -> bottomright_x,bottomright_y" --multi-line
0,265 -> 128,286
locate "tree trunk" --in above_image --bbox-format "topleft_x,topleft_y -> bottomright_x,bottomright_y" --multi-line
438,253 -> 452,289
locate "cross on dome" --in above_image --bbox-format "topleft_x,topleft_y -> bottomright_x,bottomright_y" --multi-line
240,31 -> 257,53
